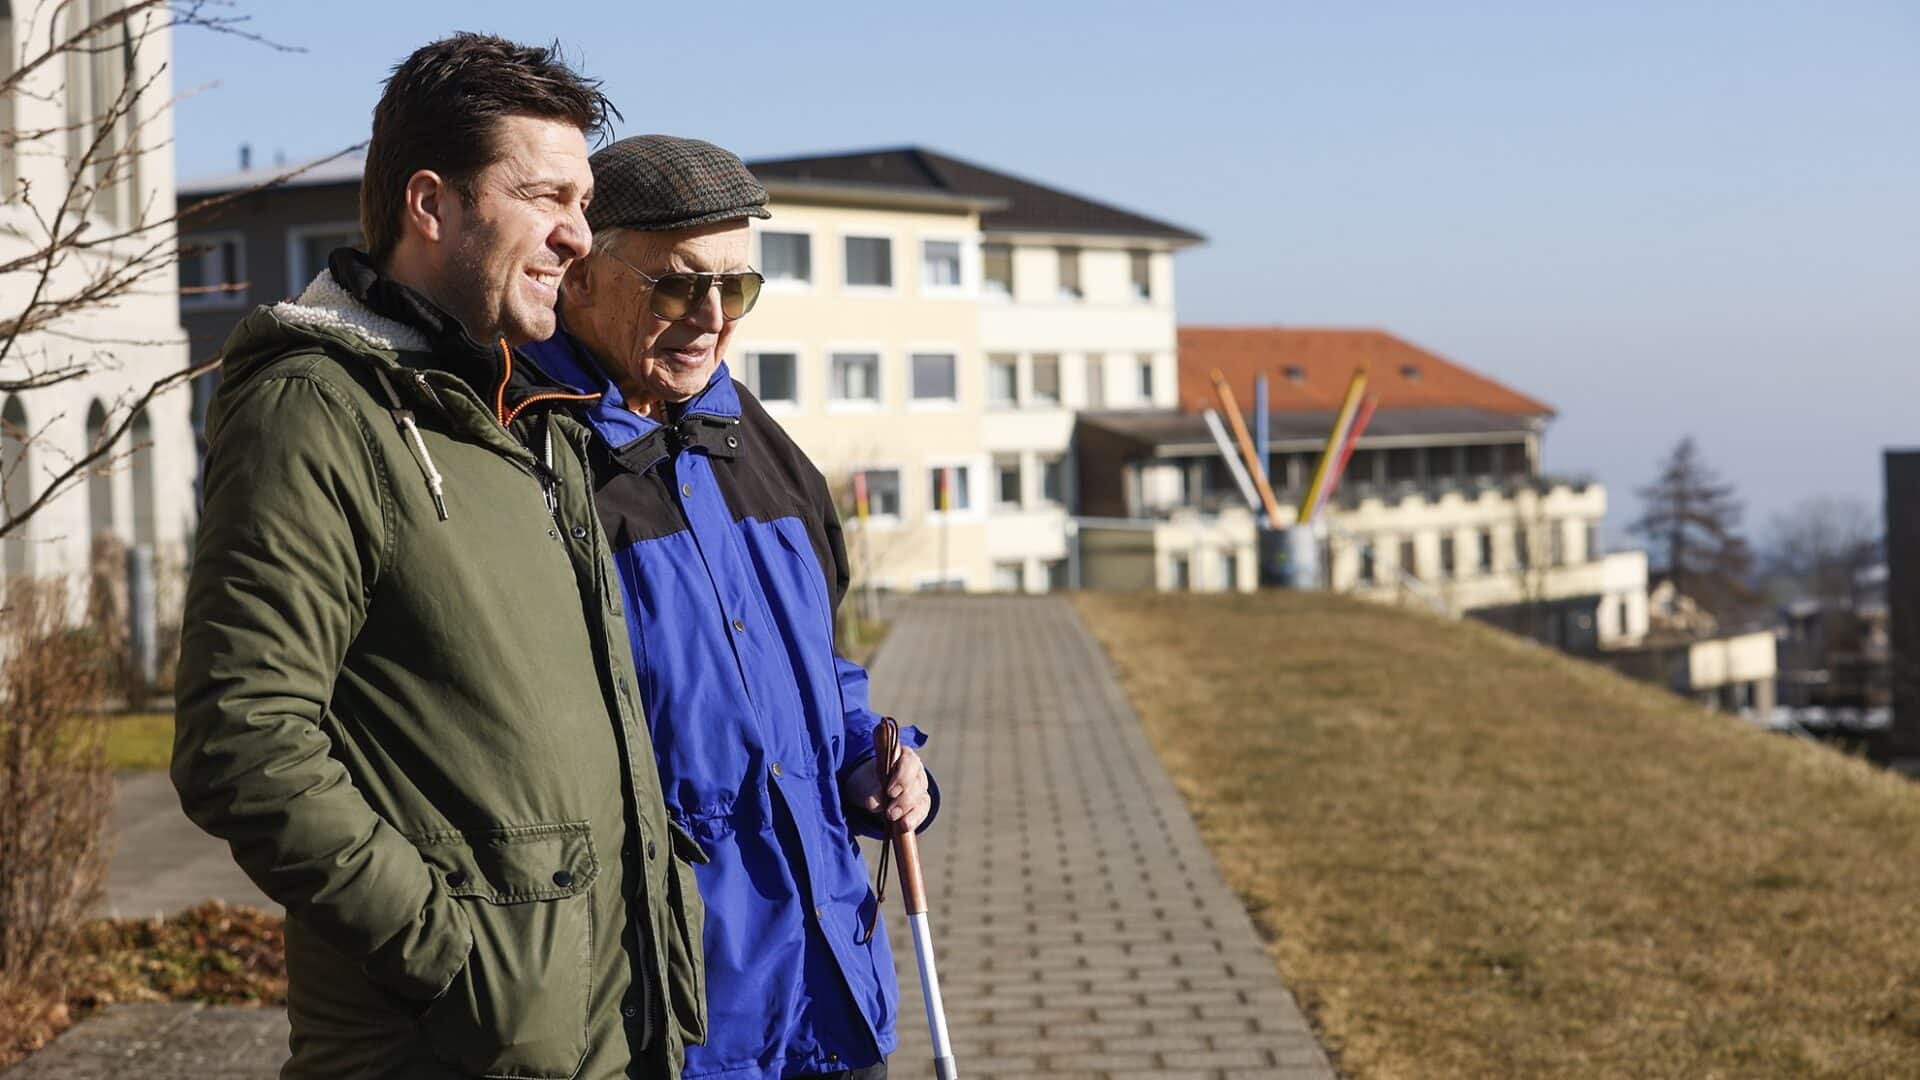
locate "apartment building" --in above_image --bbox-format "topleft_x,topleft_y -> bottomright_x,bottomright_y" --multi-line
2,4 -> 195,592
748,148 -> 1203,591
1076,327 -> 1655,648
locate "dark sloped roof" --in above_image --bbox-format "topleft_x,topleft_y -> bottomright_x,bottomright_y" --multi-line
747,146 -> 1204,245
1079,406 -> 1539,454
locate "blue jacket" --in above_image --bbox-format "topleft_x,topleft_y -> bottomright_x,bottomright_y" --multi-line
525,335 -> 937,1079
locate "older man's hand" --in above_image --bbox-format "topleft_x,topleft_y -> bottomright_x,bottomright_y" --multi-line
844,747 -> 932,835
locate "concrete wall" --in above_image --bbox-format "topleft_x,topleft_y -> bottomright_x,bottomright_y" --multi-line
2,6 -> 194,605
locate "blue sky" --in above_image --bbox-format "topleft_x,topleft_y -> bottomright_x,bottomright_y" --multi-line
172,2 -> 1920,546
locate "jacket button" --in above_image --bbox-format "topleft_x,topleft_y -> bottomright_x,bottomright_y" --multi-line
621,1002 -> 638,1020
552,870 -> 575,887
570,525 -> 588,539
547,528 -> 558,540
725,435 -> 739,448
445,870 -> 468,888
731,618 -> 746,632
680,482 -> 693,497
770,761 -> 784,779
647,840 -> 658,861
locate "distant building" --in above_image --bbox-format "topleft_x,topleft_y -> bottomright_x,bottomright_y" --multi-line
2,5 -> 195,596
1076,326 -> 1651,643
747,148 -> 1203,591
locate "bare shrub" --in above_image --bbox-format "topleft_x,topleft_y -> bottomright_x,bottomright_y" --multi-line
0,578 -> 113,1038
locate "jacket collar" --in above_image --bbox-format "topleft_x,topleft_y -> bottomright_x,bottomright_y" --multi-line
327,248 -> 596,426
523,331 -> 743,474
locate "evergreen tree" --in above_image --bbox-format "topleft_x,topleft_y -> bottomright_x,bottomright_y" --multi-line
1631,437 -> 1756,618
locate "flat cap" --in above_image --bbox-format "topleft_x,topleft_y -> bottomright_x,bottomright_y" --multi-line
586,134 -> 771,233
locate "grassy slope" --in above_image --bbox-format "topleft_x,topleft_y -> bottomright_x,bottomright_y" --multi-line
106,712 -> 174,771
1076,591 -> 1920,1080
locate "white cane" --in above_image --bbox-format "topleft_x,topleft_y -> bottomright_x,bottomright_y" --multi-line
868,717 -> 958,1080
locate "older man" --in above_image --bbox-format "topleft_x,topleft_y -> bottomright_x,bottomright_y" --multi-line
525,136 -> 937,1080
174,39 -> 700,1079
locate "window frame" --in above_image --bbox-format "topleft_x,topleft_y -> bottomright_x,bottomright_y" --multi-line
849,465 -> 905,527
741,346 -> 804,412
826,346 -> 886,412
756,227 -> 816,291
840,230 -> 898,294
179,229 -> 250,311
286,220 -> 362,294
917,233 -> 973,298
907,346 -> 961,409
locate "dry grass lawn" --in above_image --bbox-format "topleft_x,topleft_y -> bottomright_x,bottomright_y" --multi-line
105,712 -> 174,771
1076,591 -> 1920,1079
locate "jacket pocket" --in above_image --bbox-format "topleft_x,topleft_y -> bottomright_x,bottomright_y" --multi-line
664,821 -> 709,1049
412,821 -> 598,1079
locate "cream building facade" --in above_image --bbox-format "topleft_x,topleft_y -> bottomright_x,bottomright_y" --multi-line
1,3 -> 195,596
748,149 -> 1202,592
733,182 -> 998,591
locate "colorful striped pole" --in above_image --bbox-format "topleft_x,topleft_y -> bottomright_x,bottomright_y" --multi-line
1323,396 -> 1379,503
1208,370 -> 1284,524
1300,370 -> 1369,524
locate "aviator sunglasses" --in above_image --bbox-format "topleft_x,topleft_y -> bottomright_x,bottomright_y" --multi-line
601,250 -> 764,322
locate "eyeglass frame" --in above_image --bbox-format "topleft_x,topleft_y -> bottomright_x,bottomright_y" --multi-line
597,248 -> 765,322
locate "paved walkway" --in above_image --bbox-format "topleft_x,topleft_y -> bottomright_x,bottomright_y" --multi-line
870,596 -> 1333,1078
23,596 -> 1332,1078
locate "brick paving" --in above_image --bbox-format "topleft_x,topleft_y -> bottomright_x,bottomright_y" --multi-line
867,596 -> 1334,1079
25,595 -> 1333,1078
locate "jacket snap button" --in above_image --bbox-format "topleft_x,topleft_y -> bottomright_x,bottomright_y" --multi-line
725,435 -> 738,448
621,1002 -> 638,1020
552,870 -> 575,887
680,482 -> 693,497
731,618 -> 746,633
547,528 -> 558,540
445,870 -> 469,888
646,840 -> 657,861
770,762 -> 784,779
570,525 -> 588,539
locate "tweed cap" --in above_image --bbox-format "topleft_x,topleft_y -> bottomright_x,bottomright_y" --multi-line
585,134 -> 771,233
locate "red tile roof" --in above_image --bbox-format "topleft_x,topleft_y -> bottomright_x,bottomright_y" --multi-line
1177,327 -> 1554,418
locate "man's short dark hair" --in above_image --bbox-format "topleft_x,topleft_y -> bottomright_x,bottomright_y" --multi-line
361,33 -> 617,262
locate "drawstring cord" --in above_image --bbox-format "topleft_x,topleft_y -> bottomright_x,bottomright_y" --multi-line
856,716 -> 904,945
373,367 -> 449,521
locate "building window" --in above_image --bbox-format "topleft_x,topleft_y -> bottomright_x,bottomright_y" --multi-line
86,401 -> 112,540
760,231 -> 812,284
130,407 -> 155,547
1550,521 -> 1566,566
64,1 -> 137,224
288,224 -> 361,291
983,243 -> 1013,296
1359,543 -> 1377,585
1479,530 -> 1494,574
1169,554 -> 1190,590
1440,535 -> 1456,579
1138,354 -> 1155,401
1516,528 -> 1532,570
1586,522 -> 1601,562
1039,456 -> 1065,505
1129,250 -> 1152,300
1,6 -> 17,202
1084,354 -> 1105,409
3,395 -> 32,579
856,468 -> 902,518
1220,551 -> 1239,590
180,232 -> 247,310
994,455 -> 1022,509
928,465 -> 971,513
830,352 -> 881,403
1388,448 -> 1419,483
1031,354 -> 1061,406
921,239 -> 962,289
988,354 -> 1018,407
1399,538 -> 1417,578
844,236 -> 892,288
1467,444 -> 1495,477
910,352 -> 958,402
992,561 -> 1024,592
1056,247 -> 1082,299
744,351 -> 798,405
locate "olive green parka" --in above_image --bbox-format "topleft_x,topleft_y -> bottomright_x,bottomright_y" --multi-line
173,259 -> 705,1079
